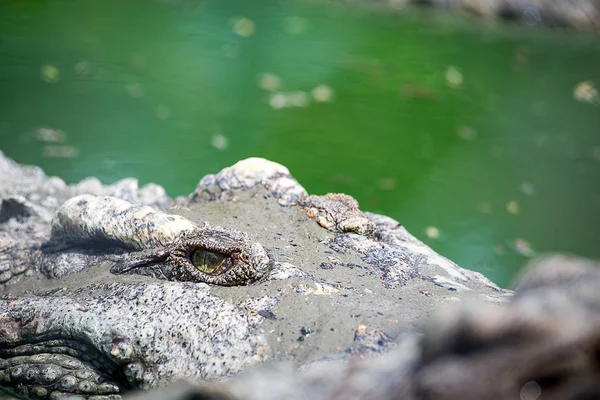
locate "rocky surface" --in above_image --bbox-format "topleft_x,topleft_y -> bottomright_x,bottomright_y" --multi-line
442,0 -> 598,30
370,0 -> 600,31
1,152 -> 598,400
350,0 -> 600,32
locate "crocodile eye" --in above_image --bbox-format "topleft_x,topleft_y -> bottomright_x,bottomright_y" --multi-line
190,249 -> 226,274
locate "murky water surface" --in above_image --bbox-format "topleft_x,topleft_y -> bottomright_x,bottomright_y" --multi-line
1,0 -> 599,287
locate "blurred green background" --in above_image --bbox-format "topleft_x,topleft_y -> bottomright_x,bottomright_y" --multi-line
0,0 -> 599,287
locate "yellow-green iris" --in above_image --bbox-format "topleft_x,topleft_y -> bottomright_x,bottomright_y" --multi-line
190,249 -> 226,274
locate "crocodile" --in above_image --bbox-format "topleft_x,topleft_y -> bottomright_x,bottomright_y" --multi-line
0,152 -> 514,399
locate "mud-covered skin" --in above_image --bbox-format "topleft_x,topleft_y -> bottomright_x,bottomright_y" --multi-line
0,153 -> 508,399
1,194 -> 271,286
123,256 -> 600,400
45,195 -> 271,286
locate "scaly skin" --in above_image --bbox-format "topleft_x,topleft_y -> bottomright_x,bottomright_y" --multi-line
0,155 -> 507,399
121,256 -> 600,400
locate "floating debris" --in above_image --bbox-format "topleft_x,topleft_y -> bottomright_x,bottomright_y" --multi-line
265,84 -> 331,109
506,200 -> 520,215
125,83 -> 145,98
573,80 -> 598,104
41,64 -> 60,83
43,145 -> 80,159
231,17 -> 255,37
74,60 -> 90,76
37,127 -> 66,143
268,91 -> 309,109
258,73 -> 281,92
593,147 -> 600,162
311,85 -> 334,102
283,16 -> 310,35
514,238 -> 534,257
155,105 -> 171,120
445,66 -> 463,89
457,125 -> 477,141
425,226 -> 440,239
211,134 -> 229,151
269,92 -> 287,109
520,182 -> 536,196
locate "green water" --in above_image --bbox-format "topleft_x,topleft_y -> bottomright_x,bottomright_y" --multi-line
1,0 -> 599,287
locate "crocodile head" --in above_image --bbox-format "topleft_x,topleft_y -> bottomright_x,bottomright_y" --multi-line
0,156 -> 506,399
